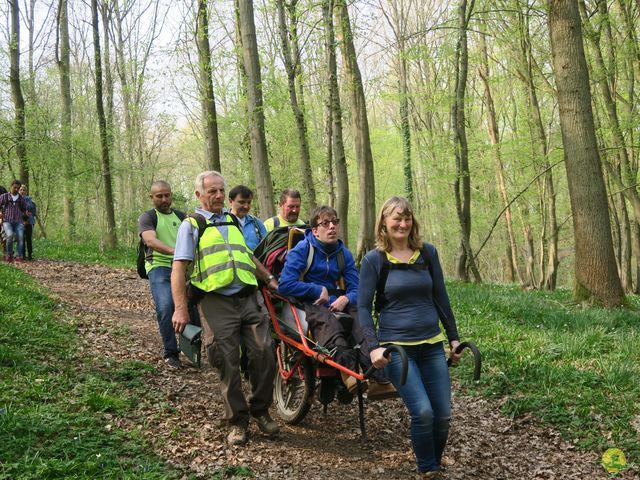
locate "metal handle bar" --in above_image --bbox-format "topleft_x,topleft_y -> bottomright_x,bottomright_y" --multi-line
447,341 -> 481,381
363,345 -> 408,385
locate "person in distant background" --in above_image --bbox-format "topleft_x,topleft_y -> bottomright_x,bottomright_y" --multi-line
19,184 -> 36,261
0,180 -> 30,262
0,185 -> 6,259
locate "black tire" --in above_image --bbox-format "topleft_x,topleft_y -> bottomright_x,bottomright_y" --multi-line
273,343 -> 315,424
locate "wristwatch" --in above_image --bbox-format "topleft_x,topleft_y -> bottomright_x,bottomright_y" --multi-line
267,274 -> 275,282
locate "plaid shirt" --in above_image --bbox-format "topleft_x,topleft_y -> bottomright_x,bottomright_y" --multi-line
0,193 -> 29,223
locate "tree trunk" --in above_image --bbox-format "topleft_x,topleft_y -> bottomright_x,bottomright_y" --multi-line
112,0 -> 134,168
323,0 -> 348,245
91,0 -> 117,248
196,0 -> 221,171
100,3 -> 115,162
547,0 -> 624,306
517,9 -> 559,290
234,0 -> 252,170
452,0 -> 481,282
478,26 -> 524,287
56,0 -> 75,238
618,192 -> 633,292
9,0 -> 28,185
379,0 -> 413,203
238,0 -> 275,217
335,0 -> 376,260
276,0 -> 316,210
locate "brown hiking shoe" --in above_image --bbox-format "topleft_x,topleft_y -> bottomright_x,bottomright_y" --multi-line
227,426 -> 248,446
420,471 -> 443,479
253,413 -> 280,436
367,381 -> 398,401
340,371 -> 368,394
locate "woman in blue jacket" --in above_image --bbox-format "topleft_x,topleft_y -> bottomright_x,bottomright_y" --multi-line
278,205 -> 394,399
358,197 -> 463,479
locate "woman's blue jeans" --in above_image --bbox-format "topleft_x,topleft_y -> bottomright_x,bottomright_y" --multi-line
384,342 -> 452,473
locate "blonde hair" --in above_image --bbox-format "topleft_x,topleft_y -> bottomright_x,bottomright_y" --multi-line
375,196 -> 423,252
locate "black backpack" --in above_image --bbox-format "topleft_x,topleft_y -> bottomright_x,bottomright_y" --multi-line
137,209 -> 186,279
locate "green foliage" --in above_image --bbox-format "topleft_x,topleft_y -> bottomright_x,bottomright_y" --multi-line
34,238 -> 135,269
450,281 -> 640,457
0,265 -> 184,479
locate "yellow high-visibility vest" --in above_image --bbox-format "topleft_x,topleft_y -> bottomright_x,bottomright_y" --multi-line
189,215 -> 257,292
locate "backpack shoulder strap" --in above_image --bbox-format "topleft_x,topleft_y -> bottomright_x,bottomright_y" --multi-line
227,212 -> 241,231
273,216 -> 280,228
149,209 -> 158,228
248,215 -> 263,241
336,249 -> 346,290
188,213 -> 209,239
173,209 -> 187,221
374,250 -> 390,314
139,209 -> 158,246
420,243 -> 432,276
300,240 -> 314,280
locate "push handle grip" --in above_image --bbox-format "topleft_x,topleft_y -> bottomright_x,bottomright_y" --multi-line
363,344 -> 408,385
447,341 -> 481,381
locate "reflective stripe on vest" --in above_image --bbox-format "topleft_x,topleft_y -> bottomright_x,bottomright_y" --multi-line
189,215 -> 257,292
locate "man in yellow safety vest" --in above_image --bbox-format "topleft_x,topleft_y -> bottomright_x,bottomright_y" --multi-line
171,171 -> 279,446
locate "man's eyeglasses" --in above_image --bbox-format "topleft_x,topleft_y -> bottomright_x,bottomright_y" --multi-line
316,218 -> 340,228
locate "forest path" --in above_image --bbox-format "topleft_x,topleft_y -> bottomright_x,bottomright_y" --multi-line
17,260 -> 613,479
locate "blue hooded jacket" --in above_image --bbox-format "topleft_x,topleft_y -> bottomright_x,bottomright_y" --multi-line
278,229 -> 359,306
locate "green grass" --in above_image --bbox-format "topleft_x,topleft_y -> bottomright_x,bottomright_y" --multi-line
0,264 -> 190,479
33,238 -> 135,269
449,281 -> 640,461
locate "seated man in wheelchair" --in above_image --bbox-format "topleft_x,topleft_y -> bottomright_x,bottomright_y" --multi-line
278,205 -> 395,400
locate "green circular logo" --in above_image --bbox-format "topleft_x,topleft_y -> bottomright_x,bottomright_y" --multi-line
602,448 -> 626,474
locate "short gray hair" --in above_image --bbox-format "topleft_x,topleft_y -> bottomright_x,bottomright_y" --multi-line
195,170 -> 226,193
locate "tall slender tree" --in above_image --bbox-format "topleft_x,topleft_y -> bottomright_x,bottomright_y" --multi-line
56,0 -> 75,238
196,0 -> 221,171
276,0 -> 316,209
335,0 -> 376,260
515,6 -> 559,290
380,0 -> 414,202
478,21 -> 524,287
547,0 -> 624,306
238,0 -> 275,216
452,0 -> 481,282
91,0 -> 117,248
9,0 -> 28,185
323,0 -> 349,243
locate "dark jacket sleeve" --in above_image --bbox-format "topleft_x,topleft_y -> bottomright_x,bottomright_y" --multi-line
19,196 -> 28,213
357,251 -> 380,351
426,243 -> 459,343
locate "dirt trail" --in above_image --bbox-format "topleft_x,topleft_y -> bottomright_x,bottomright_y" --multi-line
17,260 -> 625,479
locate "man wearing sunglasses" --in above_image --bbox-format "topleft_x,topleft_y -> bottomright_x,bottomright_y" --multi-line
278,205 -> 394,400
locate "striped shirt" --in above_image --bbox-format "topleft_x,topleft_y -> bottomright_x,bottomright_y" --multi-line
0,193 -> 28,223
